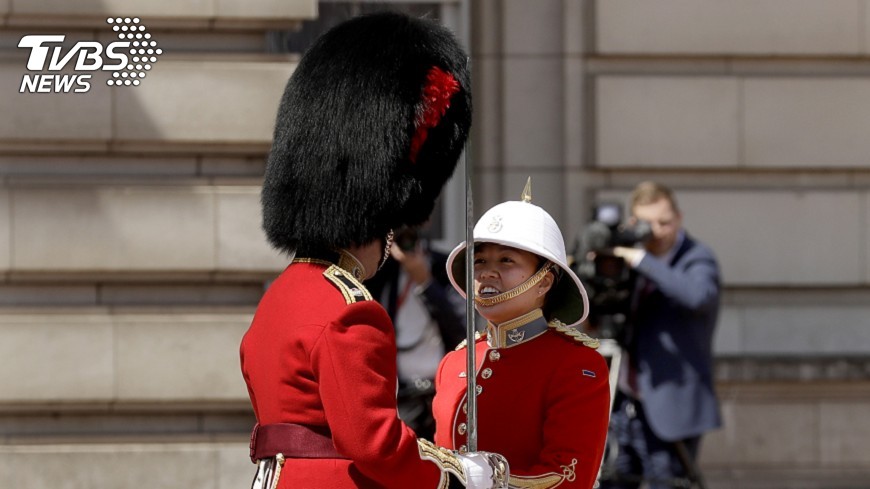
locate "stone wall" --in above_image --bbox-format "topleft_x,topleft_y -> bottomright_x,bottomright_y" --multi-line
0,2 -> 313,487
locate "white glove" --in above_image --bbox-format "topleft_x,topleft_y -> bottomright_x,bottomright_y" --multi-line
456,451 -> 509,489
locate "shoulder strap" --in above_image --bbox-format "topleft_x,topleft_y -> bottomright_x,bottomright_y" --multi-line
323,264 -> 373,304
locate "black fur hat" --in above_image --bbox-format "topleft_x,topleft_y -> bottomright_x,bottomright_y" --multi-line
262,12 -> 472,255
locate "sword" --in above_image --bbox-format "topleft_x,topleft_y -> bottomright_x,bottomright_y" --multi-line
251,453 -> 284,489
463,110 -> 478,453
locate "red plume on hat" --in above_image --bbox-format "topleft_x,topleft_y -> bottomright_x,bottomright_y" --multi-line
262,12 -> 472,255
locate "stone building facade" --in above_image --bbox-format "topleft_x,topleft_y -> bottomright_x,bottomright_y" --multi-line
1,1 -> 315,487
1,1 -> 869,488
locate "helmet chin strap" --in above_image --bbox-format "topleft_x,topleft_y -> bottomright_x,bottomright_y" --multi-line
378,229 -> 395,271
474,262 -> 554,307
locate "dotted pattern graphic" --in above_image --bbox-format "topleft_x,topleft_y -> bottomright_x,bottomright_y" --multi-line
105,17 -> 162,87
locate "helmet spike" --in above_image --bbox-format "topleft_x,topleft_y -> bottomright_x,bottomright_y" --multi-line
521,176 -> 532,203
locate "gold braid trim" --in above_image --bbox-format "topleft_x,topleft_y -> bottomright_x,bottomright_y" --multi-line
337,249 -> 367,281
322,264 -> 373,304
418,439 -> 464,489
292,257 -> 331,266
509,474 -> 563,489
475,262 -> 554,307
547,320 -> 600,349
509,458 -> 577,489
496,308 -> 544,331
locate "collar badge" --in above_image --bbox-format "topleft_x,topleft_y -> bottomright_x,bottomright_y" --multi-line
508,329 -> 525,344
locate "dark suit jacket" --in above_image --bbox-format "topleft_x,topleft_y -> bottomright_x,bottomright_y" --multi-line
366,249 -> 466,351
630,233 -> 722,441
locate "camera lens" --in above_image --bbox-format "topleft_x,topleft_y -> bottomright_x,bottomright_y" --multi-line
395,228 -> 418,251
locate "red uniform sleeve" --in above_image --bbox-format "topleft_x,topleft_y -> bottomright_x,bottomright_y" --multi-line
512,350 -> 611,488
433,350 -> 451,449
309,300 -> 444,488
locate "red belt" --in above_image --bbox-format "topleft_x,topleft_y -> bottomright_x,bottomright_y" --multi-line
249,423 -> 348,463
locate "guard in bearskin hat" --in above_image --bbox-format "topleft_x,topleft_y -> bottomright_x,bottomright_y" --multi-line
240,12 -> 508,489
432,180 -> 611,489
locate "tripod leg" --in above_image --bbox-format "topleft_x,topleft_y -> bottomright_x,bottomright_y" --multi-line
672,440 -> 707,489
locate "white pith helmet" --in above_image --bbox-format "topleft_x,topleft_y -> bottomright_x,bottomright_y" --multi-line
446,179 -> 590,327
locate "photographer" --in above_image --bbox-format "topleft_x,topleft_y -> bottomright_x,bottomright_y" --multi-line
598,182 -> 722,489
366,226 -> 466,440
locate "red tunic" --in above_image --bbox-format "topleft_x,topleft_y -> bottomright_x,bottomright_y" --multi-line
240,258 -> 446,488
433,313 -> 610,489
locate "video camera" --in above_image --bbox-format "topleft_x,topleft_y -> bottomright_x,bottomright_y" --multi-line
571,203 -> 652,344
394,226 -> 420,252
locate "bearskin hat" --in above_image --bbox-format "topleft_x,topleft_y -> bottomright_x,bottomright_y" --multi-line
262,12 -> 472,255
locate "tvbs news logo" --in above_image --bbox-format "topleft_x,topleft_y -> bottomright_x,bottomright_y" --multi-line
18,17 -> 162,93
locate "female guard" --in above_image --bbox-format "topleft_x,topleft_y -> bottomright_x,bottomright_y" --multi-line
433,181 -> 611,489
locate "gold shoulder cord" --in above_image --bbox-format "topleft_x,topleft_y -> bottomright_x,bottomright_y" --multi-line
417,439 -> 464,489
509,458 -> 577,489
547,320 -> 600,349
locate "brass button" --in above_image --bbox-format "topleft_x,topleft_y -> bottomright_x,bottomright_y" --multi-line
462,403 -> 468,414
459,444 -> 467,452
481,368 -> 492,379
458,423 -> 467,435
476,385 -> 483,395
489,350 -> 501,362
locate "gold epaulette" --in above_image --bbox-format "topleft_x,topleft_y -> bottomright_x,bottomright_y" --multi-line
547,320 -> 600,349
322,264 -> 372,304
453,331 -> 484,351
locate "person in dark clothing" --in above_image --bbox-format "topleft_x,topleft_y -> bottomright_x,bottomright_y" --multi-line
600,181 -> 721,489
367,228 -> 466,439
